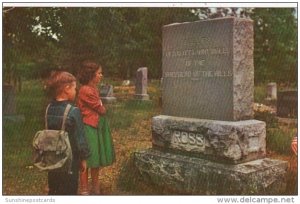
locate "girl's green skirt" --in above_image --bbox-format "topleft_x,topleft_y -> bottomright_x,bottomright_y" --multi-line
84,117 -> 115,168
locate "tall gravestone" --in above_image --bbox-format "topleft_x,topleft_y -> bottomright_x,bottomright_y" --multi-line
134,17 -> 287,195
3,84 -> 25,123
134,67 -> 150,100
267,82 -> 277,100
100,84 -> 117,104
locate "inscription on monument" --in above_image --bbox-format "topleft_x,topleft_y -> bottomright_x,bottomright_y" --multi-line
171,129 -> 205,152
163,38 -> 231,81
164,70 -> 233,79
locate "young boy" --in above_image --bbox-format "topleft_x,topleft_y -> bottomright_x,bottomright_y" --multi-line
44,71 -> 90,195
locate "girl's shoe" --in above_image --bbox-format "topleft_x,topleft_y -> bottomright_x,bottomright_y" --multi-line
79,187 -> 89,195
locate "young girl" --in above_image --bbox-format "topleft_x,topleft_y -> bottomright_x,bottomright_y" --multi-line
44,71 -> 90,195
77,61 -> 115,195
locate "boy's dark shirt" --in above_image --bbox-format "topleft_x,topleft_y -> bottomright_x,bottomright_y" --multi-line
46,100 -> 90,172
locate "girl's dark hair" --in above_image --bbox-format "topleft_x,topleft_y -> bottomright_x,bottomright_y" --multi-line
44,71 -> 76,98
77,61 -> 101,85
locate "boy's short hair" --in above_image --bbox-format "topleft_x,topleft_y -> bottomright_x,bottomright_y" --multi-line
45,71 -> 76,98
77,61 -> 101,85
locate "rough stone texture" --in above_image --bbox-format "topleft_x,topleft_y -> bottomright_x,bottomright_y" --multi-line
134,149 -> 288,195
135,67 -> 149,100
162,17 -> 253,121
232,18 -> 254,120
152,115 -> 266,164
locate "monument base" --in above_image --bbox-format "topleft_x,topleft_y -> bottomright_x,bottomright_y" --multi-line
101,97 -> 117,104
134,94 -> 150,100
152,115 -> 266,164
134,149 -> 288,195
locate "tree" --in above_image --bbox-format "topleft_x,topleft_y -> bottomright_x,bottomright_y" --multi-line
251,8 -> 297,85
3,7 -> 61,89
55,8 -> 197,78
3,7 -> 297,84
192,7 -> 297,85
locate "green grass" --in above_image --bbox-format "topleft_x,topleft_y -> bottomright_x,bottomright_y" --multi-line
267,128 -> 296,155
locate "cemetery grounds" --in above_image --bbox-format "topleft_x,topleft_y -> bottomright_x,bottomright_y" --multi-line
2,80 -> 297,195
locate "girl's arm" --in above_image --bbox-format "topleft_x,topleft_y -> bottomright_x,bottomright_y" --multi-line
80,88 -> 106,115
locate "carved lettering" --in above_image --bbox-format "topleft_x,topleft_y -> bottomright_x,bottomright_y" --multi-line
181,132 -> 188,144
164,71 -> 191,78
195,134 -> 205,146
172,130 -> 205,148
173,130 -> 181,143
164,70 -> 233,79
188,132 -> 196,145
163,47 -> 229,58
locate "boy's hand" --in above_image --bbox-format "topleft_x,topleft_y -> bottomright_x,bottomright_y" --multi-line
80,160 -> 87,173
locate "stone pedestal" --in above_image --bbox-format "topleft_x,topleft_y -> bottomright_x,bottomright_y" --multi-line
134,115 -> 288,194
152,115 -> 266,164
134,149 -> 288,195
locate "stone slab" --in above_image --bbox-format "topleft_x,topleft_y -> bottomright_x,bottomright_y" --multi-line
152,115 -> 266,164
134,149 -> 288,195
162,17 -> 254,121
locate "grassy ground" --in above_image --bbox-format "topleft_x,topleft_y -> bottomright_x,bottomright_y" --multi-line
2,80 -> 298,195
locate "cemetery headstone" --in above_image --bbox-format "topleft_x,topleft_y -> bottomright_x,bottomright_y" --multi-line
134,67 -> 150,100
3,84 -> 16,115
99,84 -> 116,104
266,82 -> 277,100
162,17 -> 253,121
277,90 -> 297,118
134,17 -> 287,195
3,84 -> 25,122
